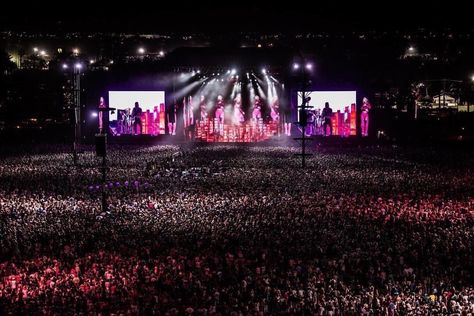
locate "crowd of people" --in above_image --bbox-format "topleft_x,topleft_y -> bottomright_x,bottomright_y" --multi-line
0,144 -> 473,315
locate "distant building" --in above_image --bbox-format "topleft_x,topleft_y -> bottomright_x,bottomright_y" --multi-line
432,94 -> 458,108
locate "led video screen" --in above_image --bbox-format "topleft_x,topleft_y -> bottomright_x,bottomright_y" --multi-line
298,91 -> 357,136
108,91 -> 166,135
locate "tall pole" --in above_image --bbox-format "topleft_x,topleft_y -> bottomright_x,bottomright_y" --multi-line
97,107 -> 115,214
73,66 -> 81,165
301,68 -> 307,168
294,58 -> 313,168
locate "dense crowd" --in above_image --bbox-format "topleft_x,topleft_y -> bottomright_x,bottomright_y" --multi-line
1,144 -> 473,315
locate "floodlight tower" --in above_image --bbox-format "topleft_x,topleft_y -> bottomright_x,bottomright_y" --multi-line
293,59 -> 314,168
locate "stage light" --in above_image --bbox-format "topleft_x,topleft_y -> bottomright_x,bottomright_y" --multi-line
73,48 -> 80,55
227,70 -> 230,74
159,50 -> 164,56
257,43 -> 262,48
231,69 -> 237,75
197,70 -> 201,74
74,63 -> 82,70
33,47 -> 38,53
39,50 -> 46,56
471,75 -> 474,82
305,63 -> 313,70
409,46 -> 414,51
293,63 -> 300,70
138,47 -> 145,54
262,68 -> 267,75
89,59 -> 95,64
109,60 -> 114,64
62,64 -> 68,69
91,112 -> 98,118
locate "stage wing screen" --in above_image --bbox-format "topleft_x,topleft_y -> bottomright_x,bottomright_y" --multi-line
109,91 -> 166,135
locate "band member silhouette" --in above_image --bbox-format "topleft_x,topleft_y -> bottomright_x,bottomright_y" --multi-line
131,101 -> 143,135
321,102 -> 333,136
361,97 -> 371,137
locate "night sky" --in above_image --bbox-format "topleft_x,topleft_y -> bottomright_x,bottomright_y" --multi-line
0,0 -> 471,32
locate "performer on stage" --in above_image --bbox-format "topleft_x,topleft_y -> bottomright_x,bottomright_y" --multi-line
131,101 -> 143,135
252,95 -> 262,121
183,96 -> 194,128
270,98 -> 280,136
361,97 -> 371,137
199,95 -> 208,122
233,94 -> 245,124
282,103 -> 292,136
321,102 -> 333,136
214,95 -> 225,137
183,96 -> 194,139
98,97 -> 107,133
270,98 -> 280,123
167,101 -> 177,135
233,94 -> 245,141
343,106 -> 350,137
252,96 -> 263,139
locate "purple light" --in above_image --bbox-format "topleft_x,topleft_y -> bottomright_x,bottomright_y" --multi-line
91,112 -> 98,118
62,64 -> 68,69
293,63 -> 300,70
305,63 -> 313,70
74,63 -> 82,70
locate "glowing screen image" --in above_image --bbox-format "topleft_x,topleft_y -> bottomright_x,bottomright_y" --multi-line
298,91 -> 357,136
108,91 -> 166,135
298,91 -> 356,113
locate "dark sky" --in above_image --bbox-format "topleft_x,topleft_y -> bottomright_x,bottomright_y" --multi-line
0,1 -> 471,32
